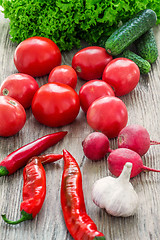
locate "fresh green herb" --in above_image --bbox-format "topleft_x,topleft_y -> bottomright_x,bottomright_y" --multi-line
1,0 -> 160,51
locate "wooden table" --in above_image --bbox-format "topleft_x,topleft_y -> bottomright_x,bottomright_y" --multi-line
0,8 -> 160,240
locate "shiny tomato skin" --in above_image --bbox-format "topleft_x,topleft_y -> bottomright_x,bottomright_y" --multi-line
14,37 -> 61,77
0,96 -> 26,137
72,46 -> 112,81
87,96 -> 128,139
0,73 -> 39,109
102,58 -> 140,96
79,80 -> 115,113
31,83 -> 80,127
48,65 -> 77,89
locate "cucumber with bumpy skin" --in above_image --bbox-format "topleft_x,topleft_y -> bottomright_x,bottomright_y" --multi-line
105,9 -> 157,56
119,50 -> 151,74
136,28 -> 158,63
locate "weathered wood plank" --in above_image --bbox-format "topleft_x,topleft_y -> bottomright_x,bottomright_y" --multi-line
0,8 -> 160,240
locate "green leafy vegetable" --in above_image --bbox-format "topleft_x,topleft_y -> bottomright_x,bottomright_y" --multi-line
0,0 -> 160,51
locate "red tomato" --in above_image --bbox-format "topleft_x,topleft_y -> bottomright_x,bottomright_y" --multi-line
48,65 -> 77,89
31,83 -> 80,127
0,73 -> 39,109
102,58 -> 140,96
0,96 -> 26,137
79,80 -> 115,113
87,96 -> 128,139
72,46 -> 112,81
14,37 -> 61,77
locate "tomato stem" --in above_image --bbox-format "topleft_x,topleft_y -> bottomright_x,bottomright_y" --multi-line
75,66 -> 81,73
9,100 -> 17,106
2,88 -> 9,96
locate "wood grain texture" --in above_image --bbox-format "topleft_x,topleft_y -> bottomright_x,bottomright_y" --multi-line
0,8 -> 160,240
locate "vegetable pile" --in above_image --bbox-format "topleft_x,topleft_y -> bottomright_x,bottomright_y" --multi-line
1,0 -> 160,50
1,6 -> 160,239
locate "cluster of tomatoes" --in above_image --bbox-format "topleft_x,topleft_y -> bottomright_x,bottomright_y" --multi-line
0,36 -> 140,138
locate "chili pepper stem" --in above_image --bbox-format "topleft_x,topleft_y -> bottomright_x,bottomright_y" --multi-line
0,166 -> 9,177
2,210 -> 33,225
94,237 -> 106,240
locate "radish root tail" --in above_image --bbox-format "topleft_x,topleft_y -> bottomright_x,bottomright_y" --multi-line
150,140 -> 160,145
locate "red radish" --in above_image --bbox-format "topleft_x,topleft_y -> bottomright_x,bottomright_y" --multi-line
107,148 -> 160,178
118,124 -> 160,156
82,132 -> 112,161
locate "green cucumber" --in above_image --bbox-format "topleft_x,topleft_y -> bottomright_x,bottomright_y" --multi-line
136,28 -> 158,63
118,50 -> 151,74
105,9 -> 157,56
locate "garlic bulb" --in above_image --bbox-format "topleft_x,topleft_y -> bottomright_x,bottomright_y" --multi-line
92,162 -> 138,217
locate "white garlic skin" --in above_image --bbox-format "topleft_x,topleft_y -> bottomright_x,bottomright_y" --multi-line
92,162 -> 138,217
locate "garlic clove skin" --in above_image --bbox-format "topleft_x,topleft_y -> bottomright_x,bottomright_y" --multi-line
92,162 -> 138,217
101,180 -> 138,217
92,176 -> 116,208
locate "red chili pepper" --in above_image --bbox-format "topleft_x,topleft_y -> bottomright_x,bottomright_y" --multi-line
2,156 -> 47,224
61,149 -> 105,240
0,131 -> 67,176
31,153 -> 63,165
